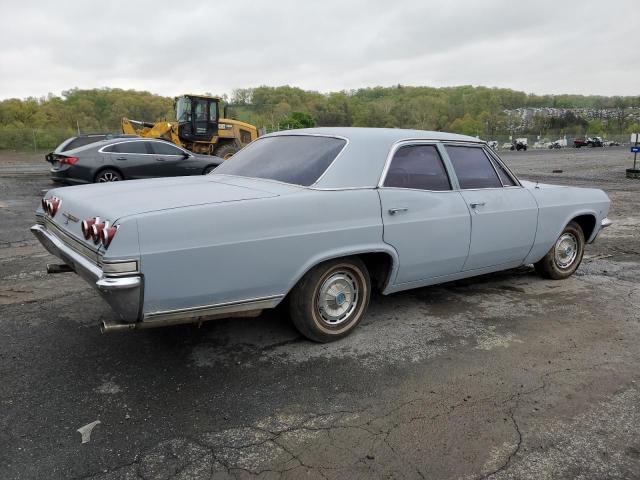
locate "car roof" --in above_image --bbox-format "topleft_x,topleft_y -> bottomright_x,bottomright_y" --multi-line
263,127 -> 484,189
61,137 -> 183,156
265,127 -> 481,144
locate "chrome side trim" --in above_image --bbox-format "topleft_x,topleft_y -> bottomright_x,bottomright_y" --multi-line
96,276 -> 141,291
143,295 -> 283,324
101,260 -> 139,276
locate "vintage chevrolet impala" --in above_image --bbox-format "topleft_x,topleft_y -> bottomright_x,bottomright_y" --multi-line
32,128 -> 611,342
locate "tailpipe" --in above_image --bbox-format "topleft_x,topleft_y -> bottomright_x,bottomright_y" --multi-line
47,263 -> 73,274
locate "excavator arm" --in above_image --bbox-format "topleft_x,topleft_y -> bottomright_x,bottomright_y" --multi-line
121,118 -> 183,147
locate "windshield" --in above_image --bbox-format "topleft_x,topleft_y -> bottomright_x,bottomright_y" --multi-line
175,97 -> 191,122
214,135 -> 346,186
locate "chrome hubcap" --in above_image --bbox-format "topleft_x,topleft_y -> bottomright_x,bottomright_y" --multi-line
554,233 -> 578,269
317,271 -> 358,325
98,172 -> 119,182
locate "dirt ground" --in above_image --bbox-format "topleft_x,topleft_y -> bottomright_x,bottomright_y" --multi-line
0,146 -> 639,480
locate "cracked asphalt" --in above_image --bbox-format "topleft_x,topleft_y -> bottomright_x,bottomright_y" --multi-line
1,147 -> 639,479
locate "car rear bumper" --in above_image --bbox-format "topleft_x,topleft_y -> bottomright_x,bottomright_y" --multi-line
49,167 -> 90,185
30,222 -> 142,323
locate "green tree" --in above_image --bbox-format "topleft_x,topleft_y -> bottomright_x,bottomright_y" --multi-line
278,111 -> 316,130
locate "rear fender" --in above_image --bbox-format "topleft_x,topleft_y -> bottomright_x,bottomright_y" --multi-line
284,244 -> 400,298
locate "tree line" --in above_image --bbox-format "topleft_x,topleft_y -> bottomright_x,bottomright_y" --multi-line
1,86 -> 639,150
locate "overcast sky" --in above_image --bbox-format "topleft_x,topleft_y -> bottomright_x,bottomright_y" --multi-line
0,0 -> 638,100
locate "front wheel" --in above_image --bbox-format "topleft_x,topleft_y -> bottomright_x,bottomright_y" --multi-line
289,257 -> 371,342
535,221 -> 585,279
213,144 -> 239,159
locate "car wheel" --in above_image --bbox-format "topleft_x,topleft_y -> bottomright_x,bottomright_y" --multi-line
289,257 -> 371,342
213,144 -> 238,159
534,221 -> 585,280
203,165 -> 217,175
95,169 -> 123,183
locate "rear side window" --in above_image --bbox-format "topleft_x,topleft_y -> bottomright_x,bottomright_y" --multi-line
63,135 -> 107,151
104,141 -> 151,154
384,145 -> 451,191
446,146 -> 502,189
150,142 -> 185,156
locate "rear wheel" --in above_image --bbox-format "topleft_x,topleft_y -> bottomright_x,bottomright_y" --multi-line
289,257 -> 371,342
214,144 -> 238,159
535,221 -> 585,279
95,169 -> 123,183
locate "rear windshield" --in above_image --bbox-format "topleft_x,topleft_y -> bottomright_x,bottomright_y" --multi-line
214,135 -> 346,186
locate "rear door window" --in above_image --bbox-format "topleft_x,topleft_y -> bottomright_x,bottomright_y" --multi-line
446,146 -> 502,189
105,141 -> 151,154
384,145 -> 451,191
486,151 -> 517,186
150,142 -> 185,156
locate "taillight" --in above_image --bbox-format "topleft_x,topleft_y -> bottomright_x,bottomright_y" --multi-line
42,196 -> 61,216
101,226 -> 118,248
91,221 -> 106,244
59,156 -> 79,165
81,217 -> 98,239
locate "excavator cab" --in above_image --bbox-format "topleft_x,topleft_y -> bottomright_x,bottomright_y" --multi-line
175,95 -> 219,143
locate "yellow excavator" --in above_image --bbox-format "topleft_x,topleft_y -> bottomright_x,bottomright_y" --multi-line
122,94 -> 258,158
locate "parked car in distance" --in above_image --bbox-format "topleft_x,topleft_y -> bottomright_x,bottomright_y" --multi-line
510,138 -> 528,151
32,127 -> 611,342
49,137 -> 222,184
574,136 -> 604,148
45,133 -> 137,164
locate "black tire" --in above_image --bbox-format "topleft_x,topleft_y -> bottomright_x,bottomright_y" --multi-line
534,221 -> 585,280
289,257 -> 371,342
203,165 -> 217,175
213,144 -> 238,159
94,169 -> 123,183
523,145 -> 527,151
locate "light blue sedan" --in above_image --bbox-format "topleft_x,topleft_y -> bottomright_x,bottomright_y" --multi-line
32,128 -> 611,342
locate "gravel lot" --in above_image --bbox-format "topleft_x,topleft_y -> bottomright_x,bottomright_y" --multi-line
1,147 -> 639,480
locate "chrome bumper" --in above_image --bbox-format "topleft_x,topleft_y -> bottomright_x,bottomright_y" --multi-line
30,223 -> 142,323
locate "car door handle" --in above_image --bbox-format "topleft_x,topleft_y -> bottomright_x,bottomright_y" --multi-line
155,158 -> 166,162
469,202 -> 486,208
115,157 -> 127,161
388,207 -> 409,215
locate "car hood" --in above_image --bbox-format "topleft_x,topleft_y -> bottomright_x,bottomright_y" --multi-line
45,175 -> 302,227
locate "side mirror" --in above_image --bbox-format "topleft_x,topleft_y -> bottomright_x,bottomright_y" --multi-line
182,151 -> 191,159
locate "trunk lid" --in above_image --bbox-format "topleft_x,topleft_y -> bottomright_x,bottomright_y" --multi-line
43,175 -> 298,248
